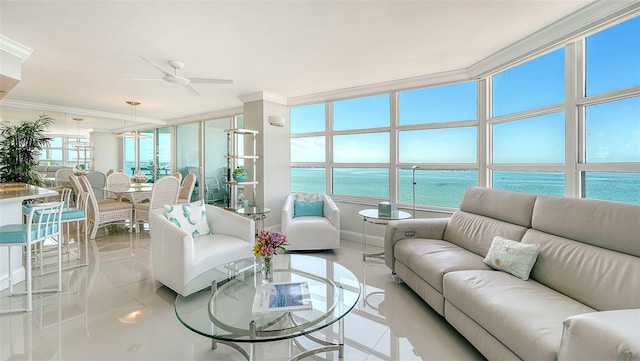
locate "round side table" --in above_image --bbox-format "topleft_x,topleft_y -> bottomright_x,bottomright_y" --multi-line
359,209 -> 411,261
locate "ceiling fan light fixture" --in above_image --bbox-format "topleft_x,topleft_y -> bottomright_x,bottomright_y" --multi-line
118,101 -> 150,139
162,75 -> 190,86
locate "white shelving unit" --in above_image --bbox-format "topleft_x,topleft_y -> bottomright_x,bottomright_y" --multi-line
224,128 -> 258,209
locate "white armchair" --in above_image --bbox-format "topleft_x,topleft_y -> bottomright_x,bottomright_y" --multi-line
281,193 -> 340,251
149,205 -> 255,296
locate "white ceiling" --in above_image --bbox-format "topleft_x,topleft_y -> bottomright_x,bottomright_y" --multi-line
0,0 -> 596,135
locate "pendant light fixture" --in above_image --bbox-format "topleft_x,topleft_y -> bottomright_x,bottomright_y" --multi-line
118,100 -> 150,138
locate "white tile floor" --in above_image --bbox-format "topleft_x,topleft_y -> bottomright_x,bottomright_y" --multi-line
0,227 -> 483,361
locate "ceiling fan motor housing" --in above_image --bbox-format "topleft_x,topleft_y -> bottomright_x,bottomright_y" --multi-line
162,75 -> 190,85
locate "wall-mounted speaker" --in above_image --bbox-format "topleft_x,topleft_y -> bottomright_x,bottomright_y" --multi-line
268,116 -> 285,127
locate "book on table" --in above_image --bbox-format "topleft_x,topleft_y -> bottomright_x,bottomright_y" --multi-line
252,281 -> 312,315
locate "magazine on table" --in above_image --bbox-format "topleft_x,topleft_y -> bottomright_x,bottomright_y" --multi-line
252,281 -> 312,315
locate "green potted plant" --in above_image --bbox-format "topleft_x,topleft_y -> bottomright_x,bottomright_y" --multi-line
0,114 -> 53,186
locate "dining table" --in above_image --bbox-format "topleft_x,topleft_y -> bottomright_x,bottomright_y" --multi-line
98,183 -> 153,205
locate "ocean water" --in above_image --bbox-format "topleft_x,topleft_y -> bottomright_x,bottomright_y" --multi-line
291,168 -> 640,207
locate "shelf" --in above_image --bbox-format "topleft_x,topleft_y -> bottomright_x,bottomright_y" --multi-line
224,128 -> 259,135
225,128 -> 258,209
224,181 -> 259,186
224,155 -> 259,160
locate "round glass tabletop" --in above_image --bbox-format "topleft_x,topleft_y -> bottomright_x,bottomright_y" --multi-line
174,254 -> 360,343
359,208 -> 412,221
236,207 -> 271,216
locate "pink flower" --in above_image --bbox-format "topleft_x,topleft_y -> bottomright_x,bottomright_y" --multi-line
252,230 -> 288,257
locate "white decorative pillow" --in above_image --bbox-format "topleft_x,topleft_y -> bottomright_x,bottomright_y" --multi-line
294,192 -> 322,203
164,200 -> 210,238
483,236 -> 540,280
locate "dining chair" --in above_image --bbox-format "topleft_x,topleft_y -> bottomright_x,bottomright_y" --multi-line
177,173 -> 196,203
0,202 -> 64,313
86,171 -> 107,200
79,175 -> 134,239
70,174 -> 117,206
54,168 -> 75,188
133,175 -> 180,232
171,172 -> 183,183
106,172 -> 132,201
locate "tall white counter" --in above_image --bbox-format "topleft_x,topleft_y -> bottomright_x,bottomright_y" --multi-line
0,183 -> 58,291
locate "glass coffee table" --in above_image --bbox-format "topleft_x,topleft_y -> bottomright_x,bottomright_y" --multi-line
174,254 -> 360,360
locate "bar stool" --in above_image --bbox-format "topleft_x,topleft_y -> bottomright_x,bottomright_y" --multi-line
35,191 -> 89,273
60,191 -> 89,268
0,201 -> 64,313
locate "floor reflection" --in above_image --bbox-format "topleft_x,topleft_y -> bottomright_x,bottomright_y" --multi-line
1,227 -> 482,360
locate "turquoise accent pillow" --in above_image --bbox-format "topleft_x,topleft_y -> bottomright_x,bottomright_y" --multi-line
483,236 -> 540,280
293,200 -> 324,218
164,200 -> 210,238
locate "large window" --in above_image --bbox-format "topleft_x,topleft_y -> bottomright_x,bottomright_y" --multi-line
585,16 -> 640,96
332,95 -> 391,198
585,97 -> 640,163
492,113 -> 565,164
40,136 -> 91,168
333,133 -> 389,163
492,48 -> 565,117
290,15 -> 639,207
334,94 -> 389,130
290,103 -> 327,193
399,127 -> 477,164
399,82 -> 476,125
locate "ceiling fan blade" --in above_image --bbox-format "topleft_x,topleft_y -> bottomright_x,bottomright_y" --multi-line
122,78 -> 163,81
140,56 -> 172,77
185,84 -> 201,96
188,77 -> 233,84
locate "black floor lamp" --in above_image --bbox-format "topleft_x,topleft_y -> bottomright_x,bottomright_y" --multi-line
412,165 -> 419,218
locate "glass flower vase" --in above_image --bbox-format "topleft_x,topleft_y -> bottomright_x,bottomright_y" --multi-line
260,256 -> 273,283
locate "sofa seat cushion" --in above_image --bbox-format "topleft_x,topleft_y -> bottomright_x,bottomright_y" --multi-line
395,238 -> 491,293
443,270 -> 595,360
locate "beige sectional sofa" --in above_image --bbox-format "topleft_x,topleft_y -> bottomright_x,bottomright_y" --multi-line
384,187 -> 640,361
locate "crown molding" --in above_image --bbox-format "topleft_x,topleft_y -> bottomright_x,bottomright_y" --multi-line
468,0 -> 640,78
238,91 -> 288,105
0,99 -> 165,125
167,106 -> 244,126
288,69 -> 470,106
0,35 -> 33,61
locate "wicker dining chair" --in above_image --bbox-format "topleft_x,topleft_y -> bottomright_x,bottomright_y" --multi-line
133,176 -> 180,232
177,173 -> 196,203
79,175 -> 133,239
171,172 -> 183,183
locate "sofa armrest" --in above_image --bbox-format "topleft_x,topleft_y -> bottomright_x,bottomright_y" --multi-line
384,218 -> 449,271
281,194 -> 295,229
322,194 -> 340,230
558,309 -> 640,361
149,209 -> 194,259
205,205 -> 255,243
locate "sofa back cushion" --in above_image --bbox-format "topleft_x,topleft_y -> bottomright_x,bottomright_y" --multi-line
444,211 -> 529,257
532,195 -> 640,257
523,229 -> 640,311
442,187 -> 536,257
459,186 -> 537,228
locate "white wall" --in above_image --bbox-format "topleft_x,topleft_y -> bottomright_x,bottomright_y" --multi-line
243,97 -> 290,228
91,131 -> 120,174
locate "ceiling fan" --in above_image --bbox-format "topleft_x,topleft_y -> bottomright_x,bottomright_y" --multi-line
133,56 -> 233,96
